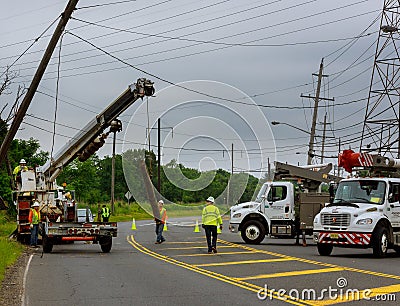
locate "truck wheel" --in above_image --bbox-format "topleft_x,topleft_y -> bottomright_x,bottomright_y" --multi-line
317,243 -> 333,256
241,220 -> 265,244
372,226 -> 388,258
100,237 -> 112,253
42,236 -> 53,253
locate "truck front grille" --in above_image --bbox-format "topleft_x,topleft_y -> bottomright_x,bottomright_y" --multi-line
321,213 -> 350,226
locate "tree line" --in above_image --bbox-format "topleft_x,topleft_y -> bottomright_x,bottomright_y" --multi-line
0,136 -> 261,209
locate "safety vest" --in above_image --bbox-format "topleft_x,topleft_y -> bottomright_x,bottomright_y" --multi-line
159,207 -> 167,224
102,207 -> 110,218
202,205 -> 222,226
13,165 -> 28,176
30,209 -> 41,224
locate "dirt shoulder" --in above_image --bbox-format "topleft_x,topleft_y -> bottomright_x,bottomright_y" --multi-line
0,249 -> 32,306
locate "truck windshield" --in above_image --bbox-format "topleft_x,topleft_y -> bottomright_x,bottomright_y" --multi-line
255,184 -> 268,203
334,180 -> 386,205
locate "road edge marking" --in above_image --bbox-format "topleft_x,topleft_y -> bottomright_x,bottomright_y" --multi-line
21,254 -> 33,306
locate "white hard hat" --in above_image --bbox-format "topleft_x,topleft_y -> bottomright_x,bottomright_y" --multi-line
20,159 -> 26,164
32,202 -> 40,207
206,196 -> 215,203
158,200 -> 164,204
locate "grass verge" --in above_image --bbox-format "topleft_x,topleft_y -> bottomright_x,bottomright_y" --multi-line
0,211 -> 24,284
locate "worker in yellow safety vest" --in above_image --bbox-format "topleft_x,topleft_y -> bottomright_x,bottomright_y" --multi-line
101,205 -> 110,222
202,196 -> 222,254
28,202 -> 41,248
13,159 -> 28,189
155,200 -> 167,244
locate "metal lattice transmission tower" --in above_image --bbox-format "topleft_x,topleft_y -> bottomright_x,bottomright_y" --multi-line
360,0 -> 400,158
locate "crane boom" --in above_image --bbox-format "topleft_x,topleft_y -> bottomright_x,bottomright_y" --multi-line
40,78 -> 154,183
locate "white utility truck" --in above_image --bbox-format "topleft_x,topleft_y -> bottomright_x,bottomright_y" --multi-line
314,149 -> 400,258
229,162 -> 341,244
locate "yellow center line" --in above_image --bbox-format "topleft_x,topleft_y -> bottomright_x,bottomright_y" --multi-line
175,251 -> 257,257
162,245 -> 235,250
163,241 -> 205,244
218,239 -> 400,281
195,258 -> 295,267
236,267 -> 344,280
127,235 -> 312,306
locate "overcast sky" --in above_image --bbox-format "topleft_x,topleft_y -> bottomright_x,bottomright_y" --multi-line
0,0 -> 382,176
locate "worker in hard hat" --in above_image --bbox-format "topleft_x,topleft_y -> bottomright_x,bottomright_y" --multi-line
13,159 -> 28,189
28,202 -> 41,248
154,200 -> 167,244
101,204 -> 111,222
202,196 -> 222,254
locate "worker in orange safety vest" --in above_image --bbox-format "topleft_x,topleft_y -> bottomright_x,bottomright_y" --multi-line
28,201 -> 41,248
154,200 -> 167,244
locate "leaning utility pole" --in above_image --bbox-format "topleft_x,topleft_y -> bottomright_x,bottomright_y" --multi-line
301,58 -> 334,165
0,0 -> 79,164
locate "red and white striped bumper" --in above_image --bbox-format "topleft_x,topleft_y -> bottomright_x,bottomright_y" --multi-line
318,232 -> 371,246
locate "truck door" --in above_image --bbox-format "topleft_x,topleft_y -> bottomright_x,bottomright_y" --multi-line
264,184 -> 289,220
389,182 -> 400,227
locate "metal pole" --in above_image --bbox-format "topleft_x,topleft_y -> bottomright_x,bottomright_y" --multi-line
0,0 -> 79,164
157,118 -> 161,192
231,143 -> 234,176
111,131 -> 116,214
321,113 -> 327,164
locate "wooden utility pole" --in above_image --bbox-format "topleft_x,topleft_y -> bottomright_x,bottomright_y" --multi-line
301,58 -> 334,165
0,0 -> 79,164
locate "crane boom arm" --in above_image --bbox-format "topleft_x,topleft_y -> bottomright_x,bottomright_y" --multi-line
274,161 -> 342,192
40,78 -> 154,182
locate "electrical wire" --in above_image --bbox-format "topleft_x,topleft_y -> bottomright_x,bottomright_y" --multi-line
0,15 -> 60,78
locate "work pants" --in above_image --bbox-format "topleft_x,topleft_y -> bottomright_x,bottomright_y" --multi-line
30,224 -> 39,246
155,223 -> 165,243
204,225 -> 217,252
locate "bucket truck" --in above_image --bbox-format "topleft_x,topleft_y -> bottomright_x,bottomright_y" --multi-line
14,78 -> 154,253
314,149 -> 400,257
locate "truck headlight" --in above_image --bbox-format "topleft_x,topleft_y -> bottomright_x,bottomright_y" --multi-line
232,213 -> 242,218
314,216 -> 319,224
356,218 -> 373,225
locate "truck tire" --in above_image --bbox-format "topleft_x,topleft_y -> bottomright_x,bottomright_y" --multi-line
100,237 -> 112,253
241,220 -> 266,244
372,226 -> 388,258
317,243 -> 333,256
42,236 -> 53,253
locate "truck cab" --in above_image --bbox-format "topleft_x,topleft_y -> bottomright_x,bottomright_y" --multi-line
229,181 -> 297,244
313,177 -> 400,257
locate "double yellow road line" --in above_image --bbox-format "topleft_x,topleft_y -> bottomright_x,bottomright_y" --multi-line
127,235 -> 313,305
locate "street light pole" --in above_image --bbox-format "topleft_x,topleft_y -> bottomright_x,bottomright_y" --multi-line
271,121 -> 311,135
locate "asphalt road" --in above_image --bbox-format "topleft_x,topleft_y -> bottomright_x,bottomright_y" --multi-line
24,218 -> 400,305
